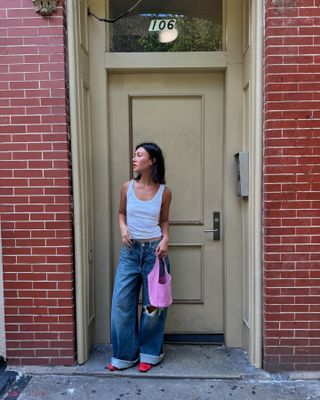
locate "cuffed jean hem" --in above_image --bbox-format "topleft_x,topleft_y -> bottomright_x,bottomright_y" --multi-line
139,352 -> 164,365
111,356 -> 139,370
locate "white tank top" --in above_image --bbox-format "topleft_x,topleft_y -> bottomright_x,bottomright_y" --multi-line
126,179 -> 165,240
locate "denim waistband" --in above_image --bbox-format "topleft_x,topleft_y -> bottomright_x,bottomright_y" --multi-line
131,238 -> 161,247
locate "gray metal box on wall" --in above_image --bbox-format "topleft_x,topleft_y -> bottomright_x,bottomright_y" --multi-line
234,152 -> 249,197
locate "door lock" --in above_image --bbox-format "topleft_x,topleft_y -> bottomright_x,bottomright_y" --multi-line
203,212 -> 221,241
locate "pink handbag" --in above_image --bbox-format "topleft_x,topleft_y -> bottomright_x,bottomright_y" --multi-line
148,257 -> 173,308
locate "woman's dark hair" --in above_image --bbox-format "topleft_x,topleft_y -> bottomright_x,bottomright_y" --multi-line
135,142 -> 166,184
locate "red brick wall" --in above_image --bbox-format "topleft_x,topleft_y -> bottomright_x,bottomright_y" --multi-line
0,0 -> 75,365
264,0 -> 320,371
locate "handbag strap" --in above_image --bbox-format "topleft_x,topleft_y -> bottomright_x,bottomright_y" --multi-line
153,256 -> 160,275
157,256 -> 170,276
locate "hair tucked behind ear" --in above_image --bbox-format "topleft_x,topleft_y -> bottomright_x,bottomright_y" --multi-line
135,142 -> 166,184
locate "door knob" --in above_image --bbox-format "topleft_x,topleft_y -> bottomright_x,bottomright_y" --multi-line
203,212 -> 220,241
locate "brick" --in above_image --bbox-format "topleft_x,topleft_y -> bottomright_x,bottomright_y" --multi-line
24,72 -> 50,82
295,296 -> 320,304
280,355 -> 309,363
295,364 -> 320,371
7,350 -> 35,358
20,341 -> 50,349
21,17 -> 49,27
299,314 -> 320,322
58,300 -> 74,307
6,333 -> 34,341
5,282 -> 32,290
5,316 -> 33,325
265,347 -> 294,355
47,291 -> 73,300
10,63 -> 39,73
14,170 -> 43,178
281,236 -> 310,244
281,254 -> 310,262
31,230 -> 56,238
19,358 -> 51,366
35,349 -> 60,357
34,316 -> 59,324
48,324 -> 74,332
295,330 -> 320,338
49,358 -> 75,366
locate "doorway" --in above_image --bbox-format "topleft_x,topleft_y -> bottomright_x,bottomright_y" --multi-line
69,0 -> 263,367
108,72 -> 224,335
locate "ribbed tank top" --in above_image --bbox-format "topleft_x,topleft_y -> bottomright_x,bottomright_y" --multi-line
126,179 -> 165,240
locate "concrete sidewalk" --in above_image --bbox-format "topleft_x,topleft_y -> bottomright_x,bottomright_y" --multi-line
9,375 -> 320,400
2,345 -> 320,400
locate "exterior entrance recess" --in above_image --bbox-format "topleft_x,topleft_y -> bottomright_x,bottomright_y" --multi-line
109,72 -> 224,335
68,0 -> 263,368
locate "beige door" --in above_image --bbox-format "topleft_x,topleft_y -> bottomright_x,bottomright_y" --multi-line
109,72 -> 224,334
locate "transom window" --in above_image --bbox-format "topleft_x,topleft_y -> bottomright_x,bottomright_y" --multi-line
109,0 -> 223,52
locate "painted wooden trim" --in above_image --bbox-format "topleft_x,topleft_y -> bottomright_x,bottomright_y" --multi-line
69,0 -> 263,364
250,0 -> 263,369
222,0 -> 244,349
105,52 -> 228,70
66,0 -> 87,365
105,0 -> 243,350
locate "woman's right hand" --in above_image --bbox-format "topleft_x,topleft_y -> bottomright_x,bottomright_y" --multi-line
121,227 -> 133,247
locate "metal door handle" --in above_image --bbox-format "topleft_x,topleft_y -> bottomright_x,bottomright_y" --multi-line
204,212 -> 220,241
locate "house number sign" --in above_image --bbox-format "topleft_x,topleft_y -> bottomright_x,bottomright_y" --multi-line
148,19 -> 176,32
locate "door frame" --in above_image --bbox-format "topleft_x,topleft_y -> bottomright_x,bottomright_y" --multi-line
244,0 -> 263,369
108,71 -> 226,335
67,0 -> 263,367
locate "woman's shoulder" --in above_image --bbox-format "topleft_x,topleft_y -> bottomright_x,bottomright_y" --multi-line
121,180 -> 132,194
123,180 -> 132,187
162,186 -> 172,200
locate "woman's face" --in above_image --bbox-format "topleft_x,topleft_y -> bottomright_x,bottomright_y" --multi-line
132,147 -> 153,173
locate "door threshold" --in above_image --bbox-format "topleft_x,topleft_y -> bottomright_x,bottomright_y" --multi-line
164,334 -> 224,345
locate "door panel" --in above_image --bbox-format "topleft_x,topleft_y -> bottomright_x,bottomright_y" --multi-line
109,72 -> 224,334
131,95 -> 203,223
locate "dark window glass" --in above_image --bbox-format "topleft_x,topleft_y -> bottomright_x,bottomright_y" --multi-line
109,0 -> 223,52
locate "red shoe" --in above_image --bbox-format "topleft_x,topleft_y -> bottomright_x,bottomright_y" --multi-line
106,363 -> 119,372
138,362 -> 152,372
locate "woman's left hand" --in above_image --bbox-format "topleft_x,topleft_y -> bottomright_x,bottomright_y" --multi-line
155,238 -> 168,258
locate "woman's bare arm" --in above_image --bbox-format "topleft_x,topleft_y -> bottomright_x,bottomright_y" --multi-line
156,187 -> 172,257
118,181 -> 132,246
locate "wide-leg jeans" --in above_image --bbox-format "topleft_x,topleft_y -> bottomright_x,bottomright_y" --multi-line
110,239 -> 170,369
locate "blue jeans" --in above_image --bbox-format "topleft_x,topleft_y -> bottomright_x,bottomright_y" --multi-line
111,239 -> 170,369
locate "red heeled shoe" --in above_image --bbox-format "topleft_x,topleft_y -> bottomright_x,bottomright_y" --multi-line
106,363 -> 119,372
138,362 -> 152,372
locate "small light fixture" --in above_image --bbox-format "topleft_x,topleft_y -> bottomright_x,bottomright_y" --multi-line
33,0 -> 59,16
158,28 -> 178,43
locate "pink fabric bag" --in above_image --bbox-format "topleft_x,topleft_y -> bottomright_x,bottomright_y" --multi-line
147,257 -> 173,308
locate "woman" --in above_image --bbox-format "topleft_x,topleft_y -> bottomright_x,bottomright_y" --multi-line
107,142 -> 172,373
